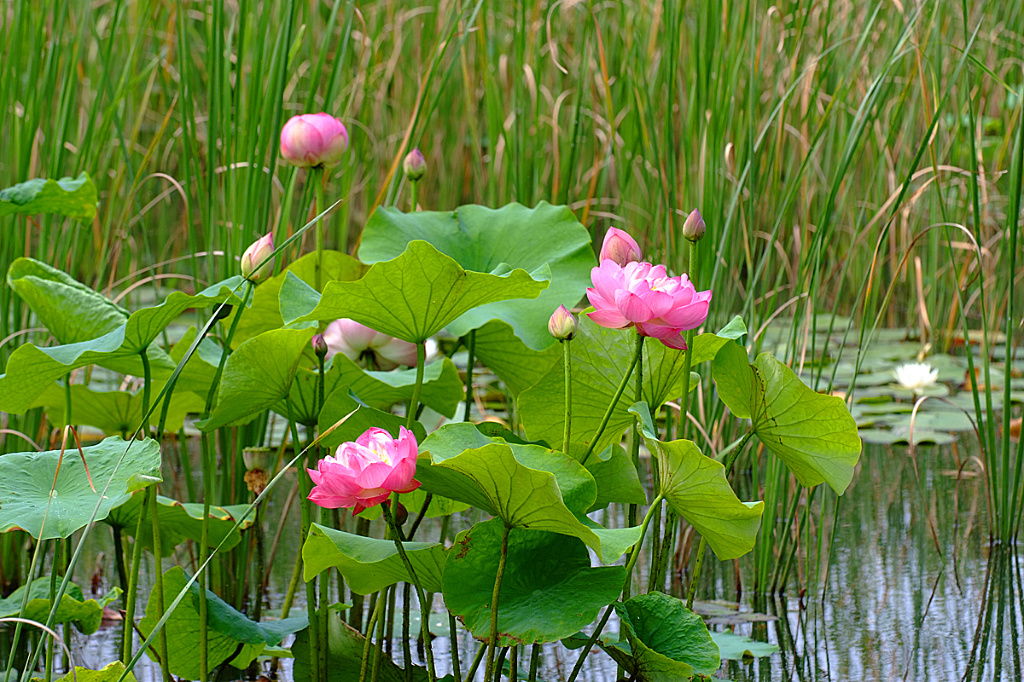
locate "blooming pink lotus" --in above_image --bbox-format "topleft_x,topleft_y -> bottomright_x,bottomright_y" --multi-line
586,259 -> 711,350
322,319 -> 419,370
307,426 -> 421,515
280,113 -> 349,168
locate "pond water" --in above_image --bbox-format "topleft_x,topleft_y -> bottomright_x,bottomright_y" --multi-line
55,438 -> 1020,682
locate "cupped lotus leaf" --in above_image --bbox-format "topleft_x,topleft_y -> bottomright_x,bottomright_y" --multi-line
414,442 -> 606,558
105,492 -> 253,557
301,523 -> 447,593
292,614 -> 428,682
0,277 -> 244,414
584,444 -> 647,511
278,352 -> 463,425
0,436 -> 161,540
138,566 -> 308,679
473,320 -> 561,397
613,591 -> 721,680
443,519 -> 625,645
519,316 -> 698,460
0,172 -> 97,221
688,316 -> 748,366
234,249 -> 367,345
49,662 -> 138,682
0,578 -> 120,635
632,405 -> 762,560
8,257 -> 128,343
316,386 -> 426,448
714,347 -> 862,494
32,383 -> 205,435
419,421 -> 502,460
359,203 -> 595,349
583,521 -> 644,560
280,240 -> 548,343
199,327 -> 315,430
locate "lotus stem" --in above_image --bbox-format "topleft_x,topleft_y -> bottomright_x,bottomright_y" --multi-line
463,331 -> 476,422
407,341 -> 426,429
562,338 -> 572,454
580,332 -> 644,465
483,523 -> 511,682
148,487 -> 172,682
314,166 -> 326,294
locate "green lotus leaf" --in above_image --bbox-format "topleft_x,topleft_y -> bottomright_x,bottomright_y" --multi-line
105,492 -> 254,557
138,566 -> 307,679
612,591 -> 720,680
302,523 -> 447,593
0,173 -> 97,221
633,405 -> 763,560
359,203 -> 594,349
48,662 -> 138,682
31,383 -> 204,435
291,614 -> 428,682
0,578 -> 120,635
0,436 -> 161,540
280,240 -> 548,343
472,320 -> 562,397
443,519 -> 625,645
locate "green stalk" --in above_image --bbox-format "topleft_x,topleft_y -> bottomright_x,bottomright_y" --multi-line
410,179 -> 419,212
463,331 -> 476,422
483,523 -> 511,682
380,501 -> 436,681
580,332 -> 645,465
148,486 -> 171,682
291,419 -> 320,682
407,342 -> 426,429
624,333 -> 645,601
122,495 -> 147,663
449,613 -> 463,682
316,350 -> 328,682
677,236 -> 700,440
359,590 -> 384,682
561,338 -> 572,453
370,586 -> 390,682
314,166 -> 326,293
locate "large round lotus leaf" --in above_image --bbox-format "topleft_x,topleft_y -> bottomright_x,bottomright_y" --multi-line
0,436 -> 161,540
614,591 -> 721,680
442,518 -> 624,645
280,240 -> 547,344
359,202 -> 595,350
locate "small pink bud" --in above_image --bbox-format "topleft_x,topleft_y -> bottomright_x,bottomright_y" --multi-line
599,228 -> 642,266
240,233 -> 275,283
683,209 -> 705,242
403,148 -> 426,181
312,333 -> 329,358
280,113 -> 349,168
548,305 -> 577,341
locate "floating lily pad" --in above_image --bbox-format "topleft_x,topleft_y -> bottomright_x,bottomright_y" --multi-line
710,630 -> 780,660
0,436 -> 161,539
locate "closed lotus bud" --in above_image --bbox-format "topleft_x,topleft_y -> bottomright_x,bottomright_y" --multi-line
683,209 -> 705,242
240,233 -> 275,283
403,148 -> 426,181
599,228 -> 642,266
548,305 -> 577,341
280,113 -> 349,168
312,333 -> 329,358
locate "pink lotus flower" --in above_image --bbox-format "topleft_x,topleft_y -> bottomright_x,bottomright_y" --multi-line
586,259 -> 711,350
240,233 -> 275,283
599,228 -> 642,267
280,113 -> 349,168
307,426 -> 421,515
322,319 -> 419,370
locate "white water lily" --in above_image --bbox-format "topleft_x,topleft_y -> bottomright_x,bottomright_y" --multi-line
894,362 -> 939,394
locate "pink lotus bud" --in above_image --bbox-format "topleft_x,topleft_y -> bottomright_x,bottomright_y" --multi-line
280,113 -> 349,168
403,148 -> 427,181
322,319 -> 419,370
548,305 -> 577,341
307,426 -> 421,515
240,233 -> 275,283
312,333 -> 329,358
683,209 -> 705,242
599,228 -> 642,266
